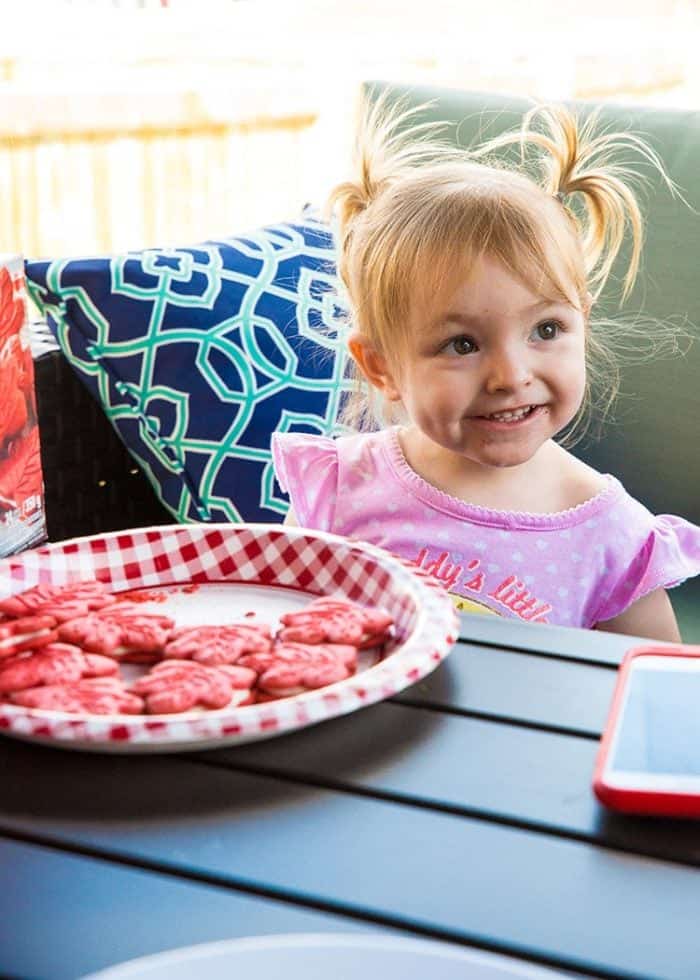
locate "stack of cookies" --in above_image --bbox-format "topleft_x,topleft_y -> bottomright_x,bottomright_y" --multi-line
0,581 -> 394,715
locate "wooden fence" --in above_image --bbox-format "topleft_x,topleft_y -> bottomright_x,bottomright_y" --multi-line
0,110 -> 321,258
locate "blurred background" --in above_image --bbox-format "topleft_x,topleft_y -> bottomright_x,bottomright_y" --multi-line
1,0 -> 699,259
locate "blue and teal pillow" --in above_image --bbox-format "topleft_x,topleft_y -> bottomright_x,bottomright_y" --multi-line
25,217 -> 349,524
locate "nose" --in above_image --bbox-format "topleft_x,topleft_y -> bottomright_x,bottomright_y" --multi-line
484,344 -> 533,395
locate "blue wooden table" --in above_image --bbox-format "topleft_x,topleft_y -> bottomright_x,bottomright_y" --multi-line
1,614 -> 699,980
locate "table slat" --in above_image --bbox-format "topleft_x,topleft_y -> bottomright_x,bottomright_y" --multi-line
201,701 -> 700,862
0,836 -> 388,980
458,615 -> 649,665
0,742 -> 698,980
394,644 -> 616,735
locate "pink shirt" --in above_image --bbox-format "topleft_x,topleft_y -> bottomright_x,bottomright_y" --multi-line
272,427 -> 700,628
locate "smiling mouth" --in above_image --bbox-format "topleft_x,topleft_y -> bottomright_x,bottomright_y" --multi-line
477,405 -> 540,422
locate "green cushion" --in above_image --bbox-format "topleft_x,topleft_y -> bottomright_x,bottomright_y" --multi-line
367,81 -> 700,640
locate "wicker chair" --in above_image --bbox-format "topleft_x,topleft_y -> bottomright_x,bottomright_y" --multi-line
34,344 -> 175,543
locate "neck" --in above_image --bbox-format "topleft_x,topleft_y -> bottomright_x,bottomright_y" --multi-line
397,427 -> 565,511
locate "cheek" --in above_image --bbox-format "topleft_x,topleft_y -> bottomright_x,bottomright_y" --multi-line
557,341 -> 586,383
415,371 -> 463,407
403,360 -> 478,415
559,354 -> 587,410
402,374 -> 449,422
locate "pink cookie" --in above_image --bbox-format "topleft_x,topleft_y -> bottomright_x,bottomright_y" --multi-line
0,642 -> 118,694
163,623 -> 272,666
216,664 -> 258,689
278,597 -> 393,648
240,641 -> 358,696
57,605 -> 174,661
0,580 -> 117,623
10,677 -> 144,715
130,659 -> 255,714
0,614 -> 58,660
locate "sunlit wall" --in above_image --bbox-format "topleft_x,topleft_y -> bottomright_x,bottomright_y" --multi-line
1,0 -> 697,258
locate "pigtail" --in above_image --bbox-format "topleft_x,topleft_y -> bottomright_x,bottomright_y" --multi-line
327,94 -> 456,262
475,105 -> 678,301
522,105 -> 657,301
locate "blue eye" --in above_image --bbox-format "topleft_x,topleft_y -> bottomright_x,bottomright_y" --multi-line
450,336 -> 477,355
535,320 -> 560,341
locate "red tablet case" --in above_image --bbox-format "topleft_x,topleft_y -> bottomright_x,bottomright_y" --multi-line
593,644 -> 700,818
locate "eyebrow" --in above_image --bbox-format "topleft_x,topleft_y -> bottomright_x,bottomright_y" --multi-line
431,300 -> 566,332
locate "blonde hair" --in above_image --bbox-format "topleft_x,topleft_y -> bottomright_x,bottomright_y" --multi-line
329,95 -> 677,438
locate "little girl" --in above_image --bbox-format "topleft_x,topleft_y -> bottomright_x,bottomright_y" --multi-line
272,99 -> 700,641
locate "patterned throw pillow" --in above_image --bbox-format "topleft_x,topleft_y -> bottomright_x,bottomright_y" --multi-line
25,218 -> 349,524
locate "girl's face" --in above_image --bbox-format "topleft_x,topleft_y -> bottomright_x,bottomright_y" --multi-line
374,254 -> 588,471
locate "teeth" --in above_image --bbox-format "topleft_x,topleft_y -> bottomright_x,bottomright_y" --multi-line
488,406 -> 533,421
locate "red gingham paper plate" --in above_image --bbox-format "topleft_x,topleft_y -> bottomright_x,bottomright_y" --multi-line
0,524 -> 458,752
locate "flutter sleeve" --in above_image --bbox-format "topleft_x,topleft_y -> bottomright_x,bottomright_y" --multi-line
593,514 -> 700,624
271,431 -> 339,532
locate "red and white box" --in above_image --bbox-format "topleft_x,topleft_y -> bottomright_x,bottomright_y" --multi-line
0,254 -> 47,556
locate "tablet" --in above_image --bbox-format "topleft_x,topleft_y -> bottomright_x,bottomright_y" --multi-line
593,645 -> 700,817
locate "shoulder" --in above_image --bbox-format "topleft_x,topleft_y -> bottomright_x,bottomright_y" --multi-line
271,428 -> 393,533
272,428 -> 392,496
272,430 -> 335,460
272,431 -> 335,490
271,431 -> 340,532
272,428 -> 387,470
589,490 -> 700,627
549,444 -> 609,510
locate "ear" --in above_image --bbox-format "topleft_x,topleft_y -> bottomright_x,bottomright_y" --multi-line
348,333 -> 402,402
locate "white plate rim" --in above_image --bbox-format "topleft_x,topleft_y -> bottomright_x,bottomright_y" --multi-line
78,931 -> 569,980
